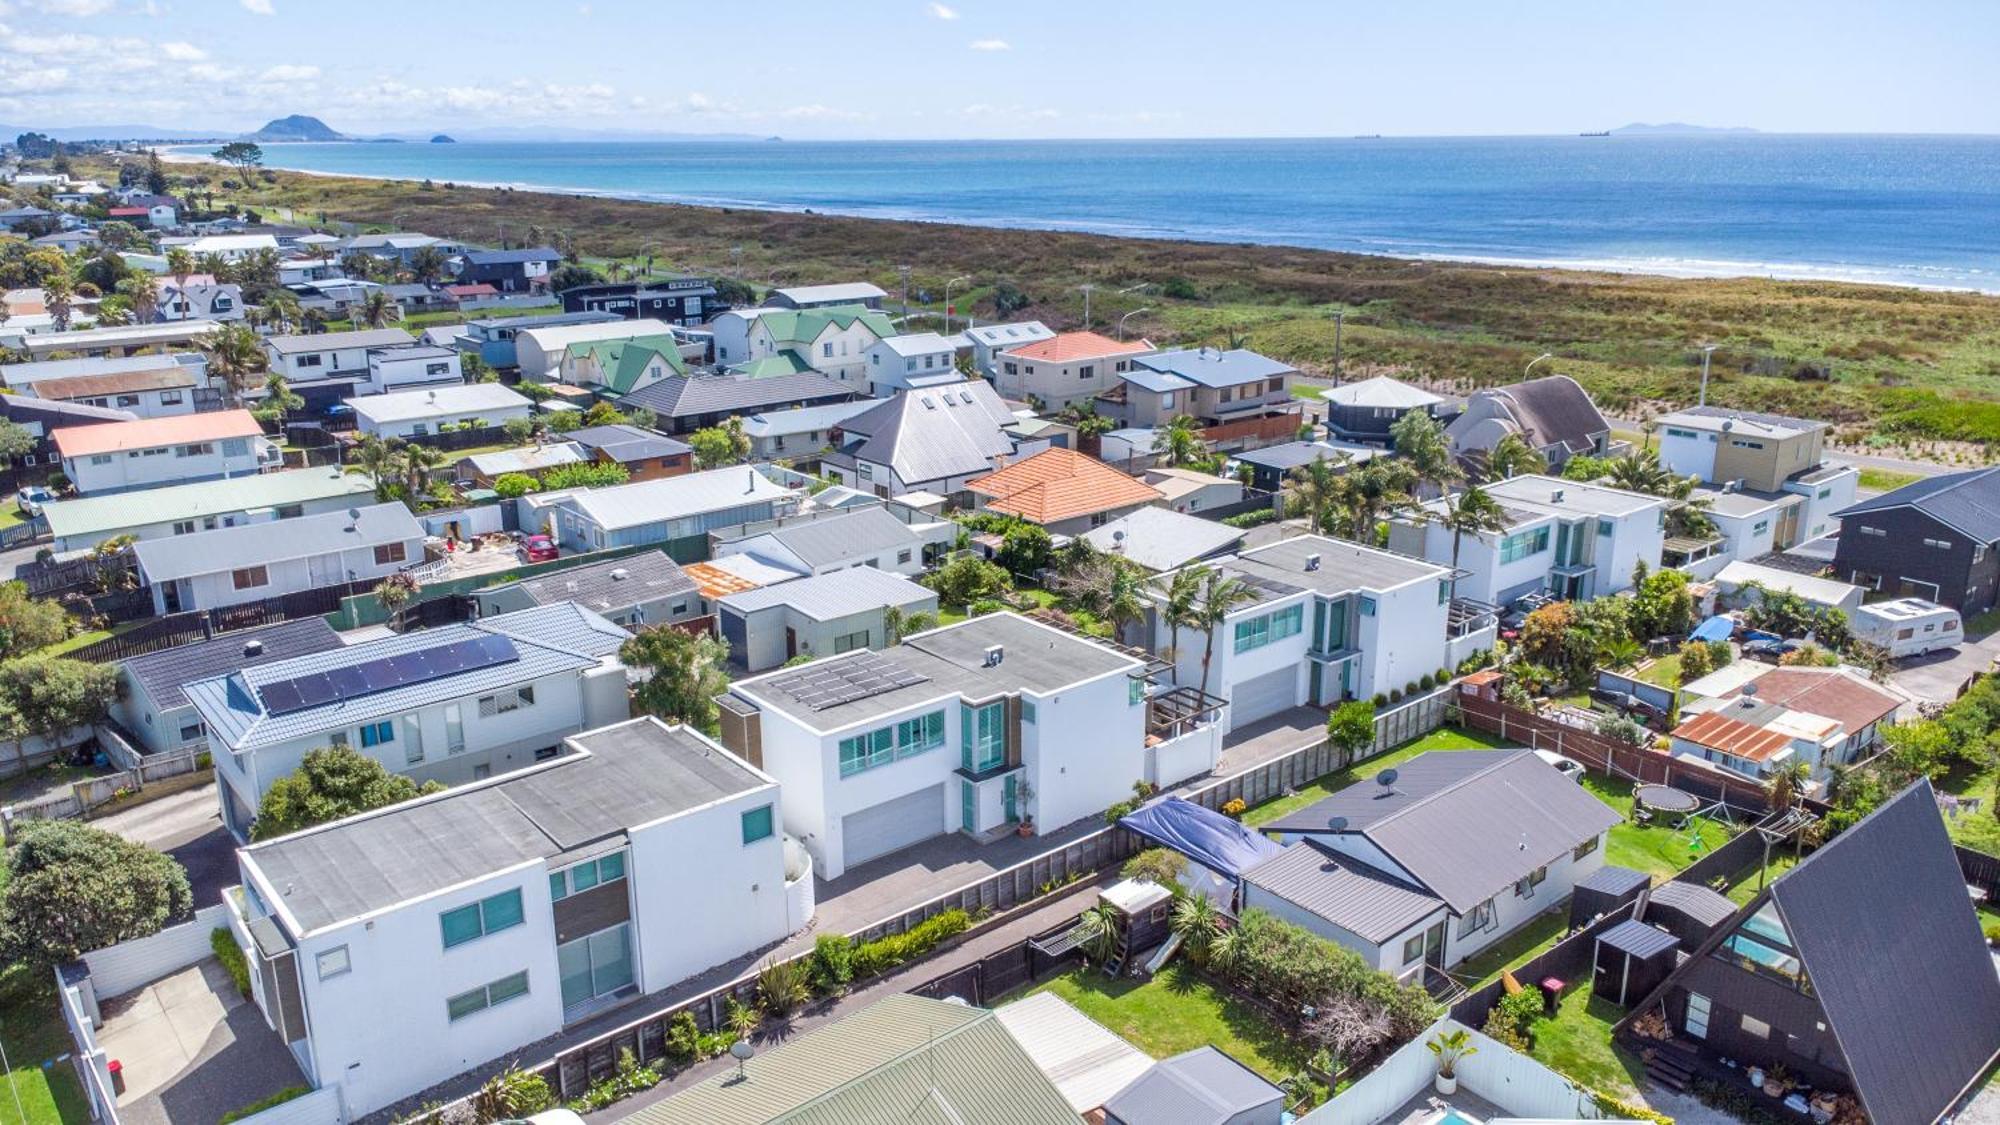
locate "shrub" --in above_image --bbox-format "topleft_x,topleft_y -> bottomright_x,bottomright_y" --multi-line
757,956 -> 811,1016
1221,508 -> 1279,529
809,933 -> 854,994
1371,693 -> 1388,707
968,597 -> 1009,617
1221,797 -> 1247,819
220,1086 -> 310,1123
211,928 -> 250,998
1707,639 -> 1734,668
1481,1005 -> 1529,1051
1985,921 -> 2000,945
1404,680 -> 1419,697
492,472 -> 539,498
1102,798 -> 1138,825
1495,987 -> 1543,1037
1677,639 -> 1714,683
1388,687 -> 1403,703
1123,847 -> 1186,887
664,1010 -> 701,1062
849,909 -> 972,979
564,1049 -> 658,1114
472,1065 -> 553,1121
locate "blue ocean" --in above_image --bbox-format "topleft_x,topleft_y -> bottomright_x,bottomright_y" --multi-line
195,135 -> 2000,292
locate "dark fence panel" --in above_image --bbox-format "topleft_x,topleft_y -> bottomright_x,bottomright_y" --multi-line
63,579 -> 378,664
1449,903 -> 1639,1028
1957,845 -> 2000,902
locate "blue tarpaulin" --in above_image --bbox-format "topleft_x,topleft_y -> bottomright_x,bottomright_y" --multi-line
1118,797 -> 1283,879
1690,615 -> 1734,643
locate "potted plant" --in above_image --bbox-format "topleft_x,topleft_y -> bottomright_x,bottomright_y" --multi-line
1014,780 -> 1035,837
1427,1029 -> 1477,1094
1763,1063 -> 1792,1099
1747,1065 -> 1765,1090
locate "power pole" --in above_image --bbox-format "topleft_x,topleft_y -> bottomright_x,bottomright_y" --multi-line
1080,283 -> 1095,330
898,264 -> 911,319
1332,310 -> 1345,383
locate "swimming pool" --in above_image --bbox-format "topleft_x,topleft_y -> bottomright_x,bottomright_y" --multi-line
1423,1110 -> 1485,1125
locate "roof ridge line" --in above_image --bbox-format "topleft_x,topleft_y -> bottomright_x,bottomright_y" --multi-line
1359,749 -> 1525,832
767,1007 -> 990,1117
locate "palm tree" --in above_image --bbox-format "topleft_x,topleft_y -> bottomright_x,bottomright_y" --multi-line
42,275 -> 73,331
1336,457 -> 1418,543
1437,484 -> 1509,570
1769,759 -> 1811,811
402,443 -> 449,497
358,289 -> 396,329
1072,903 -> 1120,965
1162,565 -> 1206,676
115,275 -> 159,324
1483,431 -> 1547,481
263,373 -> 304,420
1101,558 -> 1149,644
882,604 -> 938,645
1389,408 -> 1462,495
408,245 -> 451,286
1170,893 -> 1224,965
1287,454 -> 1347,535
1151,414 -> 1209,468
302,306 -> 330,333
166,247 -> 194,305
1193,568 -> 1257,697
261,289 -> 301,334
354,436 -> 403,500
1605,452 -> 1672,494
206,322 -> 266,405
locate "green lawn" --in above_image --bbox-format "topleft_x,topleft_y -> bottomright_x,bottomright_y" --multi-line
1451,907 -> 1567,991
1721,847 -> 1802,905
1021,964 -> 1308,1083
1584,772 -> 1737,880
1939,756 -> 2000,857
0,505 -> 25,531
0,964 -> 92,1125
1633,654 -> 1681,690
1243,726 -> 1515,828
1858,467 -> 1923,493
1524,979 -> 1648,1100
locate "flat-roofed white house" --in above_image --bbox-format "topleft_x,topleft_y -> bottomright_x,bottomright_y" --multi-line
51,409 -> 278,495
114,618 -> 345,756
768,281 -> 888,310
720,613 -> 1222,880
132,501 -> 426,616
962,321 -> 1055,377
1150,536 -> 1495,732
347,384 -> 534,440
1249,750 -> 1619,975
864,332 -> 960,397
223,716 -> 804,1118
263,328 -> 415,392
364,344 -> 464,394
188,602 -> 634,838
718,567 -> 939,672
42,467 -> 377,553
1389,475 -> 1669,606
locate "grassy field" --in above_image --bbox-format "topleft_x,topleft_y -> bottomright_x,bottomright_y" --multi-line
1021,964 -> 1308,1084
1857,467 -> 1925,493
110,157 -> 2000,450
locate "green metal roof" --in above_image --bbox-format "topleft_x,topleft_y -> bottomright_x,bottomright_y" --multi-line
754,304 -> 895,347
565,334 -> 688,395
625,994 -> 1078,1125
731,350 -> 818,378
43,468 -> 377,543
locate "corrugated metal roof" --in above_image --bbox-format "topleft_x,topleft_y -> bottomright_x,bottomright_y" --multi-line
1264,750 -> 1622,913
494,551 -> 697,615
629,993 -> 1076,1125
751,506 -> 925,570
347,384 -> 531,425
1644,879 -> 1739,929
835,380 -> 1018,487
618,371 -> 855,420
721,567 -> 935,622
558,466 -> 798,532
1321,375 -> 1443,409
42,467 -> 373,541
1575,864 -> 1652,896
993,992 -> 1154,1113
1130,346 -> 1293,389
1596,919 -> 1680,959
1670,709 -> 1795,762
243,718 -> 764,932
1243,840 -> 1444,943
131,501 -> 423,582
263,328 -> 412,355
51,408 -> 262,457
1083,506 -> 1245,572
1102,1047 -> 1284,1125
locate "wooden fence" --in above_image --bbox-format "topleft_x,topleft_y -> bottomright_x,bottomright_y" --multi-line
63,579 -> 380,663
0,742 -> 209,840
399,682 -> 1453,1116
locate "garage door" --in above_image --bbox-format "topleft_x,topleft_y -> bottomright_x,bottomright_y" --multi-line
842,784 -> 946,869
1230,666 -> 1298,728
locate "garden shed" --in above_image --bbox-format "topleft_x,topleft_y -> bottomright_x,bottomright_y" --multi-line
1643,879 -> 1740,947
1569,864 -> 1651,930
1592,919 -> 1681,1007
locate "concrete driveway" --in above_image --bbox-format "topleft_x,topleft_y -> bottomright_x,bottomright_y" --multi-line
93,781 -> 239,906
97,959 -> 304,1125
1889,627 -> 2000,704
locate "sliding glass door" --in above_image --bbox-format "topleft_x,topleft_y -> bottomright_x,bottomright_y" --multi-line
558,923 -> 635,1014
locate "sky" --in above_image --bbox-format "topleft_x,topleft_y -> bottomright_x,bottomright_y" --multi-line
0,0 -> 1995,140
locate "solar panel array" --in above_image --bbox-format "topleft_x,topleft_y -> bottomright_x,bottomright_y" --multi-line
767,650 -> 929,711
257,634 -> 522,717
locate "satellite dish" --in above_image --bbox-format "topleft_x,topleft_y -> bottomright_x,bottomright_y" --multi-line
1741,682 -> 1759,697
1377,768 -> 1400,787
1325,815 -> 1349,832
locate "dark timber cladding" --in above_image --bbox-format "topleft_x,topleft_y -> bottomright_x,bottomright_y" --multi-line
1831,466 -> 2000,612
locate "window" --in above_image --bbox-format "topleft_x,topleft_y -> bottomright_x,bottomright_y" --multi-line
176,442 -> 214,458
1003,361 -> 1018,376
833,630 -> 869,654
231,566 -> 269,590
1359,595 -> 1377,617
1129,678 -> 1146,706
1020,699 -> 1036,724
403,715 -> 424,765
1740,1014 -> 1771,1039
550,852 -> 627,901
1514,865 -> 1549,897
316,946 -> 350,980
1457,898 -> 1496,937
357,720 -> 394,748
1684,992 -> 1711,1039
90,453 -> 114,466
1752,520 -> 1770,536
1232,604 -> 1304,653
178,722 -> 203,742
439,889 -> 525,949
1925,537 -> 1954,550
741,804 -> 775,844
897,549 -> 912,565
297,353 -> 323,368
446,971 -> 530,1021
1573,834 -> 1600,862
1078,364 -> 1095,380
1729,438 -> 1766,450
116,394 -> 140,407
374,542 -> 407,566
1858,525 -> 1887,538
822,342 -> 834,358
172,520 -> 196,535
1664,426 -> 1700,439
1597,519 -> 1613,537
960,701 -> 1006,772
840,710 -> 945,776
160,390 -> 183,405
1438,580 -> 1451,605
426,363 -> 450,376
1161,392 -> 1175,410
478,686 -> 535,716
1401,934 -> 1425,966
1498,527 -> 1552,563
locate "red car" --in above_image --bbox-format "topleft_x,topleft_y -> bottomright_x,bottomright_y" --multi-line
517,534 -> 559,563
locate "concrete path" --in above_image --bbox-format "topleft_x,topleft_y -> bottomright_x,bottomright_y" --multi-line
97,959 -> 304,1125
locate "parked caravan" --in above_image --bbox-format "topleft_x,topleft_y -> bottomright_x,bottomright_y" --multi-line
1851,597 -> 1962,658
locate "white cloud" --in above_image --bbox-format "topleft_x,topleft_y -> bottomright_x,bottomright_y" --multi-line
36,0 -> 114,15
159,41 -> 205,61
239,0 -> 273,13
956,103 -> 1057,120
187,62 -> 229,81
969,38 -> 1009,51
258,63 -> 318,81
928,2 -> 957,18
779,103 -> 866,121
0,65 -> 68,93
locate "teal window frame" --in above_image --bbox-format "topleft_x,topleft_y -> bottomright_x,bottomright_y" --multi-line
440,889 -> 525,950
1597,518 -> 1613,537
964,701 -> 1005,771
358,720 -> 394,748
1498,526 -> 1551,564
1129,678 -> 1146,706
840,710 -> 944,778
1020,699 -> 1036,724
741,804 -> 774,845
549,852 -> 627,902
447,970 -> 530,1022
1359,595 -> 1377,617
1232,604 -> 1303,654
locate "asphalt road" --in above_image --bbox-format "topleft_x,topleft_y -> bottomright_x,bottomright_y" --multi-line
93,782 -> 238,906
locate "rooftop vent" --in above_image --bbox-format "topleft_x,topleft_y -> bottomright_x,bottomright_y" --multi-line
1551,489 -> 1566,504
610,568 -> 629,581
243,639 -> 264,658
1304,552 -> 1322,572
983,644 -> 1005,668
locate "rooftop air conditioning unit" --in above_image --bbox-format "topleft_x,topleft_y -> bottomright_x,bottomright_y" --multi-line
983,644 -> 1005,667
1305,553 -> 1322,572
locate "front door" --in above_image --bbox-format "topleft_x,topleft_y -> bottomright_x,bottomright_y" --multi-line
1003,775 -> 1019,823
1423,920 -> 1447,972
785,627 -> 797,660
162,580 -> 183,614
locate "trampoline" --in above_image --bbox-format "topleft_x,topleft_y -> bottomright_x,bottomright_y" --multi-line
1634,785 -> 1700,815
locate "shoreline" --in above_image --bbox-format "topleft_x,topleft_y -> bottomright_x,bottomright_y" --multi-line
158,147 -> 2000,296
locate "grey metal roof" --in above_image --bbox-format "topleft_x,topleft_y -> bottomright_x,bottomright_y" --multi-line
628,993 -> 1076,1125
468,310 -> 623,332
1103,1048 -> 1284,1125
1129,347 -> 1294,390
347,384 -> 530,425
121,618 -> 343,712
1575,864 -> 1652,897
131,502 -> 424,582
1083,507 -> 1245,573
753,506 -> 924,570
834,380 -> 1018,487
243,718 -> 765,933
493,552 -> 696,615
742,399 -> 877,439
720,567 -> 935,622
1596,918 -> 1680,959
557,466 -> 798,532
42,467 -> 374,542
1264,750 -> 1623,913
1242,840 -> 1444,943
1234,440 -> 1381,472
1762,780 -> 2000,1125
1483,474 -> 1668,519
564,423 -> 693,462
1836,465 -> 2000,543
618,371 -> 854,419
186,602 -> 629,750
462,246 -> 560,265
1643,880 -> 1738,929
1321,375 -> 1444,409
735,612 -> 1139,729
1215,534 -> 1448,602
263,328 -> 412,355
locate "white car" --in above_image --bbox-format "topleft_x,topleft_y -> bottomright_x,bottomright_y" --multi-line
1533,748 -> 1585,781
15,486 -> 53,517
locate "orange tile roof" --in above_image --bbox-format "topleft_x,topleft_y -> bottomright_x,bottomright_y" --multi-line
1002,331 -> 1153,364
968,447 -> 1163,525
1671,710 -> 1795,762
1726,668 -> 1901,733
682,561 -> 762,599
51,409 -> 263,458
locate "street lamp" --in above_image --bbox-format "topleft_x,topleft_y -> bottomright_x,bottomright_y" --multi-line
1525,352 -> 1554,378
1117,307 -> 1151,341
1697,344 -> 1719,406
943,275 -> 971,334
1079,283 -> 1096,329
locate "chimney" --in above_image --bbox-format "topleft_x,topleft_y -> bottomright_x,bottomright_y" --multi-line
1305,553 -> 1322,572
983,644 -> 1005,667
